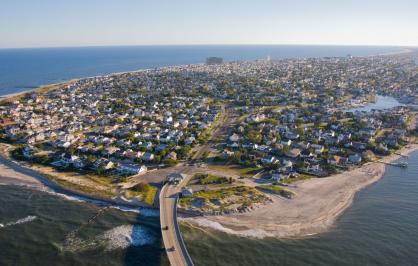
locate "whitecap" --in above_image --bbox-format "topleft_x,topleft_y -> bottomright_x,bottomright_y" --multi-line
2,215 -> 37,228
110,206 -> 159,217
63,224 -> 155,252
100,224 -> 155,250
184,218 -> 273,239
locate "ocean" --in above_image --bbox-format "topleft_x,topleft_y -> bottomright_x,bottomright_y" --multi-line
0,185 -> 167,266
0,45 -> 401,96
0,45 -> 415,266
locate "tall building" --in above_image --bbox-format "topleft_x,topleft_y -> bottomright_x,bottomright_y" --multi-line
206,57 -> 223,65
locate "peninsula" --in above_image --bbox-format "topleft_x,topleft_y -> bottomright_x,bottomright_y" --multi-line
0,51 -> 417,240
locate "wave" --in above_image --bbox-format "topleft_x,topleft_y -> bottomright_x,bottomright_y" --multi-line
1,215 -> 37,228
183,218 -> 273,239
41,189 -> 158,217
63,224 -> 155,252
109,206 -> 159,217
100,224 -> 155,250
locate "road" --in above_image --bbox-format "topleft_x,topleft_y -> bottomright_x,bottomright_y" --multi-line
159,104 -> 237,266
192,104 -> 234,160
160,177 -> 194,266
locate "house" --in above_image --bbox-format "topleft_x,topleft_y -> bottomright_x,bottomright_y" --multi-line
348,154 -> 362,164
285,131 -> 299,140
165,151 -> 177,161
185,136 -> 195,145
142,152 -> 155,161
229,133 -> 240,142
311,144 -> 324,154
271,173 -> 289,181
181,187 -> 193,197
306,163 -> 321,172
280,139 -> 292,146
328,155 -> 342,166
117,164 -> 147,175
261,156 -> 277,165
286,148 -> 301,159
93,159 -> 115,170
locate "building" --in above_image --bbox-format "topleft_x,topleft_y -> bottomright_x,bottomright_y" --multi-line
181,187 -> 193,197
117,164 -> 147,175
206,57 -> 223,65
167,173 -> 188,185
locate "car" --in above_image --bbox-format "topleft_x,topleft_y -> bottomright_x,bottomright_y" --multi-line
163,225 -> 169,230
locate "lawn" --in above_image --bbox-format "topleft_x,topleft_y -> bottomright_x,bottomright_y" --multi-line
207,164 -> 262,178
191,173 -> 233,185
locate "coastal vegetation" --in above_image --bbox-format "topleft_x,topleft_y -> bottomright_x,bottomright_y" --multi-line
189,173 -> 233,185
256,184 -> 294,199
125,183 -> 158,205
179,186 -> 270,213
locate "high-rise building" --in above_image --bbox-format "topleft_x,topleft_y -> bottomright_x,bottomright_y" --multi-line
206,57 -> 223,65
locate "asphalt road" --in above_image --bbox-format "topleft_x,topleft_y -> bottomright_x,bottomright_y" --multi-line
160,180 -> 194,266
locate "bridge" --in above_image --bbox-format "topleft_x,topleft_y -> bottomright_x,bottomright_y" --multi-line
159,176 -> 194,266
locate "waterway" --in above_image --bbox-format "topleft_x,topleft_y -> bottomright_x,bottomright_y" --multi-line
346,95 -> 404,112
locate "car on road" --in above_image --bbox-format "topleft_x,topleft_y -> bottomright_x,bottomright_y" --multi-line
162,225 -> 169,230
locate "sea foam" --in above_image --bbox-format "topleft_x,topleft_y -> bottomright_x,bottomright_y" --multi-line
185,218 -> 273,239
1,215 -> 37,228
100,224 -> 155,250
64,224 -> 155,252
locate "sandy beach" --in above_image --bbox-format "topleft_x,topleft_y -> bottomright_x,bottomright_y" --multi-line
183,144 -> 418,239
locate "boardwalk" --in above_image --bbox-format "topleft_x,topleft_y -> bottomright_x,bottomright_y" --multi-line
160,182 -> 194,266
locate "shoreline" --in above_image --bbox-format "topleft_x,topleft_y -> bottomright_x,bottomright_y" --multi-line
0,47 -> 411,99
0,151 -> 158,212
182,144 -> 418,239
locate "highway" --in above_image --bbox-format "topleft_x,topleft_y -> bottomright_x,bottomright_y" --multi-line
160,180 -> 194,266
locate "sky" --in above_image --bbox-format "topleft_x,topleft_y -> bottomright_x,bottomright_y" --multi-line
0,0 -> 417,48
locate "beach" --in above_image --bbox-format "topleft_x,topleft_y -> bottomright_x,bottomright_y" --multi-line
183,144 -> 418,239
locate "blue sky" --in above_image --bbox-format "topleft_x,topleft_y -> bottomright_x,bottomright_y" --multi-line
1,0 -> 417,48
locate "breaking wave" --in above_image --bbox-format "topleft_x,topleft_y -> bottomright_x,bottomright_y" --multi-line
110,206 -> 159,217
100,224 -> 155,250
42,189 -> 158,217
63,224 -> 155,252
184,218 -> 273,239
1,215 -> 37,228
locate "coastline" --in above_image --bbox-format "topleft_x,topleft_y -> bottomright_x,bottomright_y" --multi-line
0,48 -> 415,238
182,144 -> 418,239
0,150 -> 158,211
0,46 -> 411,99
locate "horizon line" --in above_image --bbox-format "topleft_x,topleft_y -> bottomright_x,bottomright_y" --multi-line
0,43 -> 417,50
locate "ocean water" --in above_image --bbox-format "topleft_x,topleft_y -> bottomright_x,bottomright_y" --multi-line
0,185 -> 168,266
0,45 -> 401,96
182,151 -> 418,266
